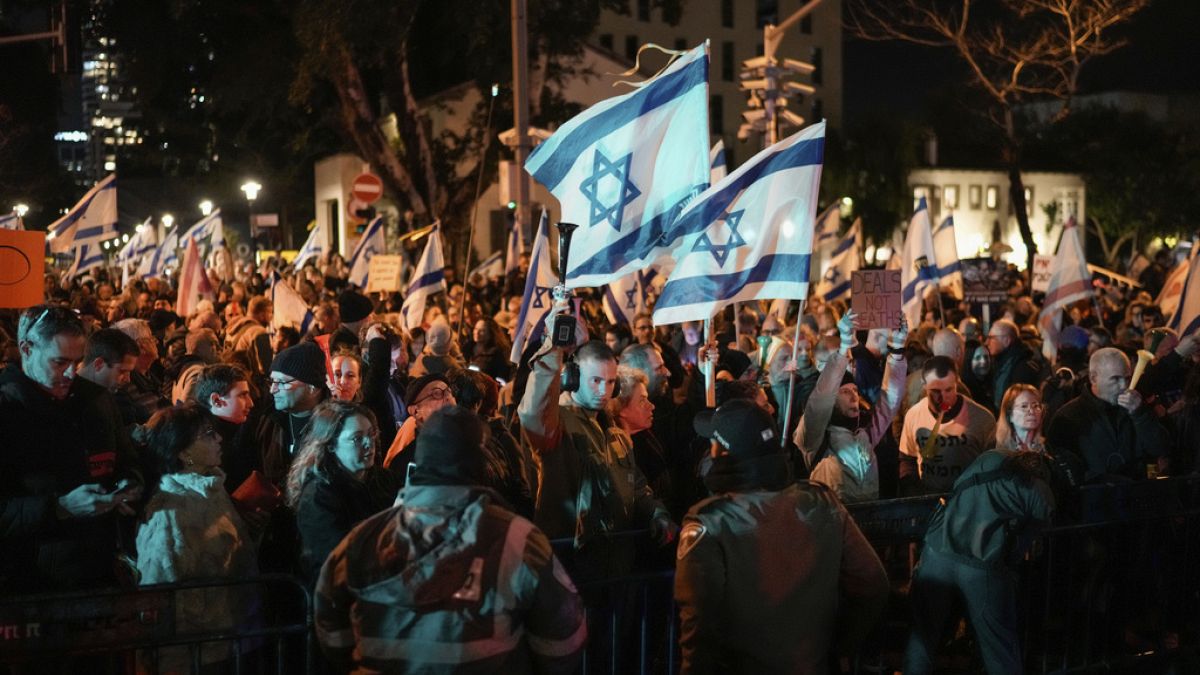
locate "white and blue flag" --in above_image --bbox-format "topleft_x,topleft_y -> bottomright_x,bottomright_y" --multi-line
504,215 -> 526,276
67,242 -> 106,278
509,214 -> 557,363
524,43 -> 710,288
117,219 -> 157,265
347,216 -> 385,288
710,140 -> 727,184
603,271 -> 647,325
810,203 -> 841,283
48,174 -> 117,254
271,270 -> 315,334
653,121 -> 827,325
815,217 -> 861,302
1167,249 -> 1200,337
140,224 -> 179,278
900,197 -> 940,329
933,213 -> 963,299
470,250 -> 504,281
400,225 -> 446,332
181,210 -> 226,253
293,219 -> 328,270
0,213 -> 24,230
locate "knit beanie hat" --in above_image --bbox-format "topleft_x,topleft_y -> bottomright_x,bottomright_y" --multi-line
427,317 -> 453,355
338,290 -> 374,324
411,406 -> 488,486
405,373 -> 450,407
269,341 -> 328,388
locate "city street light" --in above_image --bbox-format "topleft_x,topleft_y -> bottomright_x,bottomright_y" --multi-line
199,199 -> 214,216
162,213 -> 175,229
13,203 -> 29,217
241,180 -> 262,255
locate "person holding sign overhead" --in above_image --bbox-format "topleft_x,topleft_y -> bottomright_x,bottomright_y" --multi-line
795,310 -> 908,503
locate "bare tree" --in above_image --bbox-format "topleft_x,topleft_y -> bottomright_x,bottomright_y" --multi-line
846,0 -> 1149,273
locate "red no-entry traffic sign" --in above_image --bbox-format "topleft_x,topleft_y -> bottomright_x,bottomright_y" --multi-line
351,173 -> 384,204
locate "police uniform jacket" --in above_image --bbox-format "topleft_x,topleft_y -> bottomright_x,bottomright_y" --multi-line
315,485 -> 586,674
674,481 -> 889,675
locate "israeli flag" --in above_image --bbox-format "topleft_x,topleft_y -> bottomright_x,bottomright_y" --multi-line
117,219 -> 157,265
524,43 -> 710,288
933,213 -> 963,299
469,250 -> 504,281
900,197 -> 940,329
1168,253 -> 1200,337
0,214 -> 23,230
140,225 -> 180,278
67,242 -> 106,277
504,216 -> 525,276
347,217 -> 386,288
653,121 -> 826,325
509,213 -> 557,363
48,174 -> 118,254
181,210 -> 226,254
602,271 -> 646,325
810,203 -> 841,283
816,217 -> 861,302
293,219 -> 328,270
400,225 -> 446,332
710,140 -> 727,184
271,270 -> 315,334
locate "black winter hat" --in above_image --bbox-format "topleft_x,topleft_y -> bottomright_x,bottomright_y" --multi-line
338,290 -> 374,324
269,341 -> 328,389
412,406 -> 488,486
693,398 -> 780,459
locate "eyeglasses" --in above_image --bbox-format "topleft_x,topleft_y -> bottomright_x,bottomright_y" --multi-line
413,387 -> 451,406
634,324 -> 653,332
269,377 -> 302,391
1014,403 -> 1044,413
200,427 -> 220,439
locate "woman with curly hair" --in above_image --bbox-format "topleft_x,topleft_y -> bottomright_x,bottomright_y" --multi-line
286,400 -> 399,587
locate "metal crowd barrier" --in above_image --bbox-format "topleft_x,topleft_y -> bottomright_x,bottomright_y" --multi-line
549,477 -> 1200,675
0,574 -> 313,675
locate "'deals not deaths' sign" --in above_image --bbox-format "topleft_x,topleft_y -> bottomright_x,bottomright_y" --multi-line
366,255 -> 404,294
851,270 -> 903,329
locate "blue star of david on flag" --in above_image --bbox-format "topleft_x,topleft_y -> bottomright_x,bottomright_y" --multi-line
824,265 -> 842,284
532,286 -> 552,309
691,209 -> 747,267
579,149 -> 642,232
624,287 -> 638,310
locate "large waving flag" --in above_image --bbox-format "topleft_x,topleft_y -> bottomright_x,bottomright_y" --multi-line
271,271 -> 315,334
816,217 -> 861,302
900,197 -> 940,329
139,224 -> 179,278
293,219 -> 328,270
67,242 -> 105,278
399,225 -> 446,331
0,213 -> 24,230
509,214 -> 557,363
347,216 -> 385,288
48,174 -> 117,253
504,216 -> 526,276
469,250 -> 503,280
603,272 -> 646,325
176,237 -> 214,317
933,213 -> 963,299
1038,218 -> 1093,360
1158,256 -> 1191,320
117,219 -> 157,265
1167,253 -> 1200,337
653,121 -> 826,325
524,43 -> 710,288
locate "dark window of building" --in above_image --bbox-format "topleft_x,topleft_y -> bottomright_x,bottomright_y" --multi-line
800,14 -> 812,34
599,34 -> 614,51
710,94 -> 724,134
616,0 -> 631,16
625,35 -> 639,62
810,46 -> 823,85
756,0 -> 778,27
674,37 -> 689,50
811,98 -> 823,122
637,0 -> 650,21
663,2 -> 682,25
721,0 -> 734,28
722,42 -> 735,81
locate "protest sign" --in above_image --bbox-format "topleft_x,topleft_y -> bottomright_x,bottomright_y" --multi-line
851,270 -> 903,329
0,230 -> 46,308
366,255 -> 405,293
1031,254 -> 1053,293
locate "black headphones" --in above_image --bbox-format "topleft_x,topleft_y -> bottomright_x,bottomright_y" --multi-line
561,353 -> 621,397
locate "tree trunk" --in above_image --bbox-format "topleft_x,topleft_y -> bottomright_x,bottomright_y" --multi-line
1003,109 -> 1037,283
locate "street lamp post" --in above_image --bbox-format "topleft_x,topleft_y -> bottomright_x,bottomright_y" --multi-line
199,199 -> 214,217
241,181 -> 262,258
13,203 -> 29,218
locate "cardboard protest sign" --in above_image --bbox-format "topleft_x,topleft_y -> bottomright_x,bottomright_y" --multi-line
366,255 -> 404,293
851,270 -> 903,329
960,257 -> 1011,303
1031,254 -> 1053,293
0,230 -> 46,308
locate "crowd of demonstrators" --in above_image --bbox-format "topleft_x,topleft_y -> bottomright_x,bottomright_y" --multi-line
1,243 -> 1198,673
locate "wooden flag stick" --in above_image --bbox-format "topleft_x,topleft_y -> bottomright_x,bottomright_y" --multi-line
780,298 -> 806,447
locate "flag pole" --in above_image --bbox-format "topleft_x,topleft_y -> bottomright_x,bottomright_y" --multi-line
703,317 -> 716,407
780,298 -> 806,447
455,84 -> 499,339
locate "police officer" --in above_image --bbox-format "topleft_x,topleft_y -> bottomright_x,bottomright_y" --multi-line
676,398 -> 890,674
